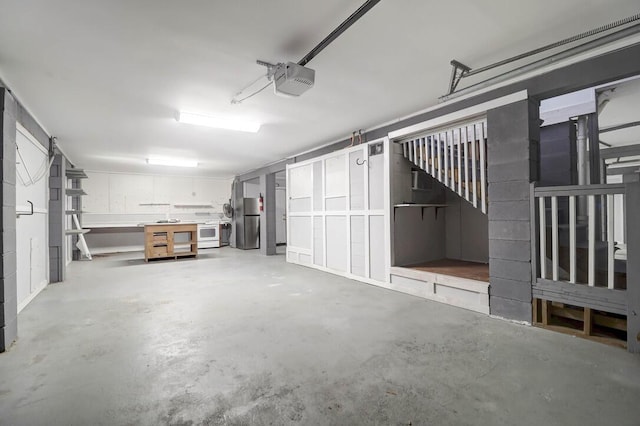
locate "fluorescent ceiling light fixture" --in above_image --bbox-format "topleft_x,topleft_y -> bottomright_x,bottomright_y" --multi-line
147,157 -> 198,168
177,111 -> 261,133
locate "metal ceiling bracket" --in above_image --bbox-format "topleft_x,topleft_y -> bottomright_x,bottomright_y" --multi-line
448,60 -> 471,95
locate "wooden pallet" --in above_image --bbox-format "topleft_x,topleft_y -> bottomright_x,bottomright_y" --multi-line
533,298 -> 627,349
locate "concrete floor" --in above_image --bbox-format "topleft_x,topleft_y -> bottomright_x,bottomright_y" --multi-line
1,248 -> 640,426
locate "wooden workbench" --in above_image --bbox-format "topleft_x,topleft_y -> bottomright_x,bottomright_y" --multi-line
144,223 -> 198,262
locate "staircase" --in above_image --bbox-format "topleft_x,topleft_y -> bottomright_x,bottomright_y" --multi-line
399,119 -> 488,213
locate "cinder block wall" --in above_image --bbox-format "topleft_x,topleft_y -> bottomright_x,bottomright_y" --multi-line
486,99 -> 540,322
49,154 -> 66,282
1,89 -> 18,351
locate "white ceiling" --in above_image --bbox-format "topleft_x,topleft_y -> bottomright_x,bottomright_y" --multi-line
1,1 -> 639,177
599,78 -> 640,147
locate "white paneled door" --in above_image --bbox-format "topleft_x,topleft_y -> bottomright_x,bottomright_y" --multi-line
286,139 -> 390,285
15,124 -> 49,312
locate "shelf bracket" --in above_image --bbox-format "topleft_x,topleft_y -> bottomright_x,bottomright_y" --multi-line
448,60 -> 471,95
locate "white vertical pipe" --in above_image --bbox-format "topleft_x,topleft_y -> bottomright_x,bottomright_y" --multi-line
457,128 -> 462,196
577,117 -> 588,218
569,195 -> 577,284
419,138 -> 424,170
539,197 -> 547,280
471,125 -> 478,208
412,139 -> 418,165
479,122 -> 487,214
607,193 -> 615,289
588,195 -> 595,287
551,196 -> 559,281
464,127 -> 469,202
443,132 -> 449,187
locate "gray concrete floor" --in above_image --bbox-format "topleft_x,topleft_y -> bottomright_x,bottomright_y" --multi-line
1,248 -> 640,426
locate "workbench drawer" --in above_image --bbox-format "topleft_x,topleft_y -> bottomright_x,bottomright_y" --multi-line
151,232 -> 168,243
150,246 -> 168,256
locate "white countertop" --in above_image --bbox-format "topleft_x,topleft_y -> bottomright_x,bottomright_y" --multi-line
86,220 -> 230,228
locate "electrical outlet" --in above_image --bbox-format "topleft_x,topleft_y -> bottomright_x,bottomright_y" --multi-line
369,142 -> 384,156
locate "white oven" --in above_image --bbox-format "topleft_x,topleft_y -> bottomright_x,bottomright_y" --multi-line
197,222 -> 220,249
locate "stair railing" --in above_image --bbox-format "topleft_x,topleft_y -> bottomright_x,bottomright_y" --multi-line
400,119 -> 488,213
533,183 -> 626,289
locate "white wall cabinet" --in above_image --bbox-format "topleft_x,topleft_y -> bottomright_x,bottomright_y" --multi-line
286,139 -> 390,285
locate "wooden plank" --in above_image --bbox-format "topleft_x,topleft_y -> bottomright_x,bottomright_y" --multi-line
533,278 -> 627,315
588,195 -> 596,287
569,195 -> 577,284
534,184 -> 625,197
594,313 -> 627,331
430,135 -> 436,175
533,298 -> 540,323
534,294 -> 626,315
535,323 -> 627,349
449,130 -> 455,189
626,181 -> 640,352
542,300 -> 551,325
584,307 -> 593,336
464,128 -> 469,202
551,196 -> 559,281
443,132 -> 449,187
471,125 -> 477,208
550,305 -> 583,322
539,197 -> 547,280
457,128 -> 462,196
437,134 -> 442,181
479,122 -> 487,214
423,137 -> 429,174
600,144 -> 640,159
607,194 -> 615,290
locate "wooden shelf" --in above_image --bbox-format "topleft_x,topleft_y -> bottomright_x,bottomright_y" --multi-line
173,204 -> 214,208
66,229 -> 91,235
144,223 -> 198,262
65,188 -> 87,196
393,204 -> 448,221
66,168 -> 88,179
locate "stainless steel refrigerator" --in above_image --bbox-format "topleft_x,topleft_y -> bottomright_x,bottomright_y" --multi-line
236,197 -> 260,249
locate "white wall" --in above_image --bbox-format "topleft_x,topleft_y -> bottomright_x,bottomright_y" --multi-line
393,207 -> 446,266
81,171 -> 233,253
15,125 -> 49,312
276,187 -> 287,244
82,171 -> 233,222
445,193 -> 489,263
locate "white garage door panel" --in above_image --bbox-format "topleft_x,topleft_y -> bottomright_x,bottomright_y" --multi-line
289,216 -> 312,249
369,215 -> 386,281
325,155 -> 346,197
326,216 -> 347,272
286,139 -> 389,285
289,164 -> 312,199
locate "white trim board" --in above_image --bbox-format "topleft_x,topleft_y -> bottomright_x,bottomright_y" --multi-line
388,90 -> 528,141
389,267 -> 490,315
17,279 -> 47,314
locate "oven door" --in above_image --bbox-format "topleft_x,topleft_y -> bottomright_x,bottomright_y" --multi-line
198,224 -> 219,249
